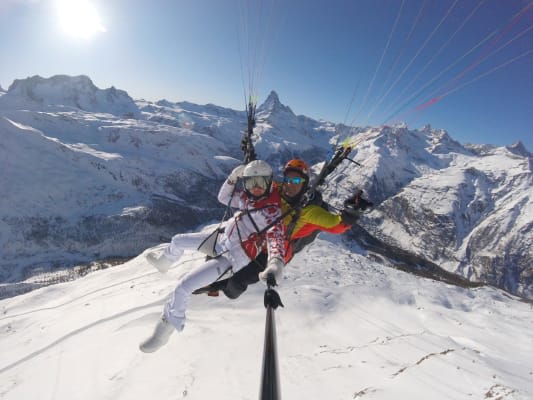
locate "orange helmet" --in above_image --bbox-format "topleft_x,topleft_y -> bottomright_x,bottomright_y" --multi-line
283,159 -> 310,178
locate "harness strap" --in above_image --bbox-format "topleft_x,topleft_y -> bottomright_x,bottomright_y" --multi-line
285,207 -> 301,241
245,210 -> 261,233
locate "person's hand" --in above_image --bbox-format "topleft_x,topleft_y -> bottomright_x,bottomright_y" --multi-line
341,207 -> 360,226
228,164 -> 246,184
259,257 -> 284,285
344,190 -> 374,211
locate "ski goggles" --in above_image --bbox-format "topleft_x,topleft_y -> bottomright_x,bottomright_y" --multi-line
243,176 -> 271,191
283,176 -> 305,185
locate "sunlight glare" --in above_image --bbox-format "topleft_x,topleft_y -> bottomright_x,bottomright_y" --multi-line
56,0 -> 106,39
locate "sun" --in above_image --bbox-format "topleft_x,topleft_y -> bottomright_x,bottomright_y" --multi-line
55,0 -> 106,39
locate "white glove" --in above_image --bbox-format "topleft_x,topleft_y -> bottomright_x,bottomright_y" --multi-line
259,257 -> 284,284
228,164 -> 246,184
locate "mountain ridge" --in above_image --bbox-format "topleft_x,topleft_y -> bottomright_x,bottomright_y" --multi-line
0,74 -> 531,300
0,74 -> 139,117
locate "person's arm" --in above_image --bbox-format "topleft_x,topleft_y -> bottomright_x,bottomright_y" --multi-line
293,205 -> 351,239
217,165 -> 245,208
259,213 -> 286,284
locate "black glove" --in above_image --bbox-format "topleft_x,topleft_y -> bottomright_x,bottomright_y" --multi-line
344,190 -> 374,211
341,207 -> 360,226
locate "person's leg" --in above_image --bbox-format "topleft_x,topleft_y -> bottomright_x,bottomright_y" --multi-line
140,256 -> 232,353
191,277 -> 230,295
164,256 -> 233,329
166,231 -> 213,259
223,252 -> 267,299
146,231 -> 211,273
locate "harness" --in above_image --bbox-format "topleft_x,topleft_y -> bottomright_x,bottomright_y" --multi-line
234,204 -> 277,257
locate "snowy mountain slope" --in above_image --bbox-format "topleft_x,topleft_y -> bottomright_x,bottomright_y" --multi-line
0,74 -> 531,301
0,110 -> 233,283
321,126 -> 466,206
0,237 -> 531,400
138,90 -> 338,172
0,80 -> 243,282
323,127 -> 532,299
0,76 -> 340,288
1,116 -> 134,217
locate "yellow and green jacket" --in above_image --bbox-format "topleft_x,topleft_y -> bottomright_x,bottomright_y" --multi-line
280,197 -> 350,263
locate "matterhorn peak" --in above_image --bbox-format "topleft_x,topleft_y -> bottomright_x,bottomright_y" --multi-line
264,90 -> 280,105
257,90 -> 294,116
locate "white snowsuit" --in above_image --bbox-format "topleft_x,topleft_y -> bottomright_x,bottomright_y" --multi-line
161,178 -> 285,331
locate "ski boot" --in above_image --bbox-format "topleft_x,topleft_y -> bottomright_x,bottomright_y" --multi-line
139,317 -> 175,353
145,250 -> 174,273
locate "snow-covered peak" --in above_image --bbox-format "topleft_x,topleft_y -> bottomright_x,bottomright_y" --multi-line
463,143 -> 496,156
262,89 -> 281,105
155,99 -> 175,108
0,75 -> 139,117
257,90 -> 294,117
506,141 -> 531,157
425,127 -> 469,155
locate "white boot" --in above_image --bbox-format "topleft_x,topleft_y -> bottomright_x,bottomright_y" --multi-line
146,250 -> 174,273
139,317 -> 175,353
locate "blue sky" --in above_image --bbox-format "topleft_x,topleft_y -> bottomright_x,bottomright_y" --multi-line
1,0 -> 532,150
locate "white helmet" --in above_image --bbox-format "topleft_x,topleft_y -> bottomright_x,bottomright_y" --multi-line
242,160 -> 273,198
243,160 -> 273,178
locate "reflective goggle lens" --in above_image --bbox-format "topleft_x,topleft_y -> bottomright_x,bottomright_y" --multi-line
283,176 -> 304,185
244,176 -> 270,191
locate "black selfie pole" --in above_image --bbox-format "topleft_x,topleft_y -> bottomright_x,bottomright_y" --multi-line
259,276 -> 284,400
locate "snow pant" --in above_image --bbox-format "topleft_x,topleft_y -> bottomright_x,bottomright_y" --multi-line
164,229 -> 252,272
222,252 -> 268,299
164,256 -> 233,331
161,229 -> 261,330
164,231 -> 215,262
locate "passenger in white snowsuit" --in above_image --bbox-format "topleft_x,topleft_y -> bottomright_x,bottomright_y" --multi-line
140,160 -> 285,353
